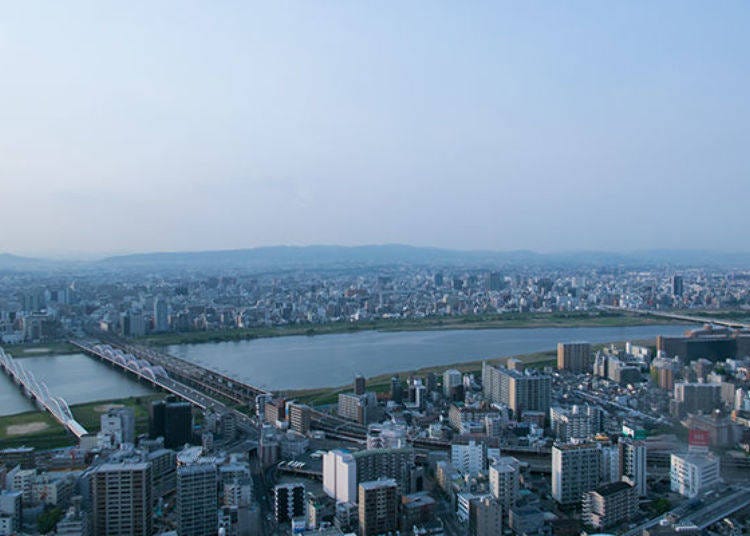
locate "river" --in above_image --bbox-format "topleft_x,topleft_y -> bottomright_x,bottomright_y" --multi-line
0,324 -> 689,416
168,324 -> 689,391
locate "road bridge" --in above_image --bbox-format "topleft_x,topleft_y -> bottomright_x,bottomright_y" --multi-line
71,340 -> 256,435
0,347 -> 88,438
601,306 -> 750,330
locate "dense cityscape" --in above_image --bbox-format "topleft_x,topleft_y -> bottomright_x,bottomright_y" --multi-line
1,258 -> 750,536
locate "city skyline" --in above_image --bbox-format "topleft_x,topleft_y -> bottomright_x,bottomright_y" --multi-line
2,2 -> 749,255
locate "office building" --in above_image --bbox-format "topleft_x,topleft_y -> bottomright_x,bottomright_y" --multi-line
482,363 -> 551,417
90,463 -> 152,536
358,479 -> 399,536
670,451 -> 721,498
619,438 -> 647,497
582,481 -> 637,530
451,440 -> 485,476
557,342 -> 593,373
274,483 -> 305,524
177,463 -> 218,536
551,442 -> 600,505
150,397 -> 192,449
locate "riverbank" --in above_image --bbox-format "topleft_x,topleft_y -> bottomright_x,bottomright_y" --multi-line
139,310 -> 678,347
0,395 -> 162,450
1,341 -> 79,358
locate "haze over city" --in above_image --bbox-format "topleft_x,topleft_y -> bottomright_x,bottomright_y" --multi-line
2,2 -> 749,256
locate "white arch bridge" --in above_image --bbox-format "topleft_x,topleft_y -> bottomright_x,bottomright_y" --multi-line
0,348 -> 88,438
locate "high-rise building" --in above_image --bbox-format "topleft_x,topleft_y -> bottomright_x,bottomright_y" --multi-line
153,298 -> 169,332
451,441 -> 485,476
557,342 -> 593,373
274,483 -> 305,524
443,369 -> 463,399
177,464 -> 218,536
582,481 -> 637,530
482,363 -> 551,417
354,374 -> 366,396
100,407 -> 135,446
550,405 -> 598,441
551,442 -> 600,505
469,496 -> 503,536
390,376 -> 403,404
337,392 -> 374,425
288,403 -> 311,434
0,491 -> 22,534
323,450 -> 357,504
619,438 -> 647,497
358,479 -> 399,536
90,463 -> 152,536
150,397 -> 192,449
488,457 -> 520,511
672,275 -> 684,297
672,382 -> 721,417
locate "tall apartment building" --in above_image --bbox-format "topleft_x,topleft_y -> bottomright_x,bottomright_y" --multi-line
488,457 -> 520,511
323,448 -> 416,503
469,496 -> 503,536
177,464 -> 218,536
557,342 -> 592,373
619,438 -> 647,497
100,407 -> 136,446
354,374 -> 366,396
582,481 -> 637,530
482,363 -> 551,417
338,393 -> 373,425
90,462 -> 152,536
551,442 -> 600,505
672,382 -> 721,417
451,441 -> 485,476
288,403 -> 311,434
550,405 -> 599,441
274,483 -> 305,524
323,450 -> 357,504
358,479 -> 399,536
443,369 -> 463,399
153,298 -> 169,332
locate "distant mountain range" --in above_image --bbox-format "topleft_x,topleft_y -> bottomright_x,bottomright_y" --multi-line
3,245 -> 750,273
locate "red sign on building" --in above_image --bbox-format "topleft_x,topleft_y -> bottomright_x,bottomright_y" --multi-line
688,428 -> 710,447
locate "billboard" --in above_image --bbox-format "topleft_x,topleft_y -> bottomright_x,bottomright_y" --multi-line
688,428 -> 710,447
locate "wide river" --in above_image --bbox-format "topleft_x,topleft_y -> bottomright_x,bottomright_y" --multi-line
0,324 -> 689,416
168,324 -> 689,391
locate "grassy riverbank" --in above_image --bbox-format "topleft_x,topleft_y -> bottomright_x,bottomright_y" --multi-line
1,341 -> 79,357
0,395 -> 162,451
136,310 -> 678,347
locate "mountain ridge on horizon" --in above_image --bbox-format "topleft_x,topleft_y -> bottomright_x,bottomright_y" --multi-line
2,244 -> 750,272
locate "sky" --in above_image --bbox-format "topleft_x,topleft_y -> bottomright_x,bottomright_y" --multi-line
0,2 -> 748,257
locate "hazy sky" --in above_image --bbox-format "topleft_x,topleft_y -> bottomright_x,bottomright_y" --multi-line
1,2 -> 748,256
